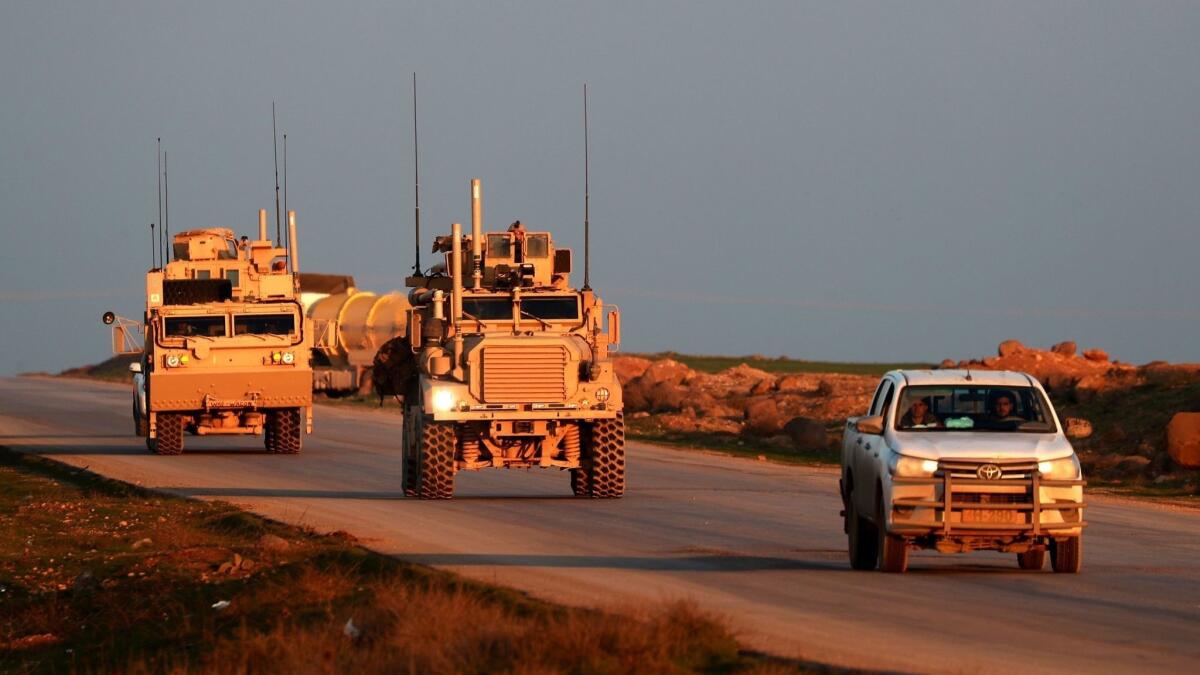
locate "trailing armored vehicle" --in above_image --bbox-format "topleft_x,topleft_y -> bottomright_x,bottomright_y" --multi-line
376,179 -> 624,499
105,210 -> 312,454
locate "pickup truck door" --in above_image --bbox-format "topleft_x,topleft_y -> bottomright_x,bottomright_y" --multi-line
854,381 -> 894,516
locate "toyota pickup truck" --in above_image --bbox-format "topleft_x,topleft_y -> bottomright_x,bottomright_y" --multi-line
840,370 -> 1085,573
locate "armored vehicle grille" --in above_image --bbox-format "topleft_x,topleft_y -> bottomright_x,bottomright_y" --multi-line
482,345 -> 568,403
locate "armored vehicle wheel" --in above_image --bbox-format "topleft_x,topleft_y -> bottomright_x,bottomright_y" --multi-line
401,404 -> 419,498
266,409 -> 302,454
415,420 -> 456,499
1017,548 -> 1046,570
582,413 -> 625,498
877,500 -> 909,573
846,486 -> 878,570
134,402 -> 148,437
1051,537 -> 1082,574
569,468 -> 589,496
150,413 -> 184,455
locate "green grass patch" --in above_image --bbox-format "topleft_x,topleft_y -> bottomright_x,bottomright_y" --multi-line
630,352 -> 931,377
0,447 -> 817,673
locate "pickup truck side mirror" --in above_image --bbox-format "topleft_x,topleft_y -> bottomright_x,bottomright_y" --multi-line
128,362 -> 143,374
855,415 -> 884,435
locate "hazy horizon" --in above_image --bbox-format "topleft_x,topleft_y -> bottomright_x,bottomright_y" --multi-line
3,2 -> 1199,375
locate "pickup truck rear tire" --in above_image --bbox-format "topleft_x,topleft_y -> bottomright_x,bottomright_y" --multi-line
1051,537 -> 1082,573
1017,549 -> 1046,570
847,490 -> 878,570
877,501 -> 909,573
134,402 -> 147,437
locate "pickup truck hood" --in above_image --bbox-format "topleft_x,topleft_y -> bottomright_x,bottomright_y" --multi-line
887,432 -> 1074,462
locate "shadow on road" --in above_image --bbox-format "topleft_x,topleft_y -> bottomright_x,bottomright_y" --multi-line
164,486 -> 404,500
399,552 -> 845,572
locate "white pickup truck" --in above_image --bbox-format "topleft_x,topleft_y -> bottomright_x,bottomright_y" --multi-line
840,370 -> 1085,573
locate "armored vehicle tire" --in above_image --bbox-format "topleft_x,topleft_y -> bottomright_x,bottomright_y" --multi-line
1051,537 -> 1082,574
1018,549 -> 1046,570
584,413 -> 625,498
877,500 -> 909,573
569,469 -> 588,497
150,413 -> 184,455
846,488 -> 878,570
415,421 -> 456,499
266,409 -> 302,454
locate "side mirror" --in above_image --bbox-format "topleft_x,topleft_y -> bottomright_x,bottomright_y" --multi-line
607,310 -> 620,346
856,415 -> 884,435
128,362 -> 142,374
102,311 -> 116,325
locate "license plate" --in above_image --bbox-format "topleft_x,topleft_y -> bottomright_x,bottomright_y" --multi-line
962,509 -> 1022,524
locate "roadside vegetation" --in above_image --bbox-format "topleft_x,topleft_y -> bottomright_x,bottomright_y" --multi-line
628,352 -> 931,377
0,447 -> 810,674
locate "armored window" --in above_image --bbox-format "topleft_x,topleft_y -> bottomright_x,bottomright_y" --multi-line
521,297 -> 579,321
487,234 -> 512,259
164,316 -> 226,338
461,297 -> 512,321
233,314 -> 297,336
225,269 -> 240,287
195,270 -> 212,280
525,234 -> 549,258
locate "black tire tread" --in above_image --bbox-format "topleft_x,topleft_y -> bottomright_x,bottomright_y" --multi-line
151,413 -> 184,455
584,413 -> 625,498
417,421 -> 456,500
265,409 -> 303,454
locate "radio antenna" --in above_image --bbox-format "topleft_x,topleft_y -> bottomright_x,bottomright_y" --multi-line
163,150 -> 170,262
582,83 -> 591,291
156,137 -> 163,268
272,102 -> 282,244
412,72 -> 422,276
150,223 -> 157,269
283,133 -> 289,253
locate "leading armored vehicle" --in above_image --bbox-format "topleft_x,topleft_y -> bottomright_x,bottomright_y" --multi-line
105,210 -> 312,454
378,179 -> 624,499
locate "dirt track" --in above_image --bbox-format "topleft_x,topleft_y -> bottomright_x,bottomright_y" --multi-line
2,376 -> 1198,673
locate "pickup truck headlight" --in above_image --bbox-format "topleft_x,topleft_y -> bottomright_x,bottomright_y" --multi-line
1038,455 -> 1081,480
889,454 -> 939,477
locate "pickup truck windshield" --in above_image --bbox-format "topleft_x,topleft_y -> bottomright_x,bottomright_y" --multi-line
233,314 -> 296,336
164,316 -> 226,338
896,385 -> 1056,433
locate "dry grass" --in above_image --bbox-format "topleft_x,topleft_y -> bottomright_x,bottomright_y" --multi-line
0,448 -> 810,674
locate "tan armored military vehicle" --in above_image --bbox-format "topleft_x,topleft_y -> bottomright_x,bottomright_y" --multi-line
105,210 -> 312,454
381,179 -> 624,499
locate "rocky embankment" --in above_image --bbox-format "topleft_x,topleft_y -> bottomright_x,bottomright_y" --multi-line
616,342 -> 1200,490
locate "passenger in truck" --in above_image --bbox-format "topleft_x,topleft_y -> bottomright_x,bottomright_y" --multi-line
899,397 -> 940,429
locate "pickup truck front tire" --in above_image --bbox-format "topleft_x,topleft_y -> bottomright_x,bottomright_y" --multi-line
846,486 -> 879,570
877,500 -> 909,573
1051,537 -> 1082,574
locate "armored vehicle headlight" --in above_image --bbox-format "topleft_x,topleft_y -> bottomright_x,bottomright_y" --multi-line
595,387 -> 611,401
166,354 -> 181,368
1038,455 -> 1080,480
432,388 -> 455,413
889,454 -> 938,477
281,351 -> 295,364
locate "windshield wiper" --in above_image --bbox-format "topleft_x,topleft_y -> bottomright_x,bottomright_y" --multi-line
519,309 -> 551,329
459,310 -> 485,330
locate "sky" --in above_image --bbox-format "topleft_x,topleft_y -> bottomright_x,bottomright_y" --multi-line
2,1 -> 1199,375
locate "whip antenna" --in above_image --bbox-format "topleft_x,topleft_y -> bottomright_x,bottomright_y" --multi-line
283,133 -> 289,253
150,223 -> 156,269
272,102 -> 282,244
156,137 -> 163,268
583,83 -> 591,291
412,72 -> 422,276
163,150 -> 170,262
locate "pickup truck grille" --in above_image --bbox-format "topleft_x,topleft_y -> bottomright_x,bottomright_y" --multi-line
939,459 -> 1037,480
481,345 -> 568,403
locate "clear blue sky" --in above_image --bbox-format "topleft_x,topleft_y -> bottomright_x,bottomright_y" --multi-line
2,1 -> 1199,374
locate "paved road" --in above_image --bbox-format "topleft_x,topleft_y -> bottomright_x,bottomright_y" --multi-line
2,376 -> 1198,673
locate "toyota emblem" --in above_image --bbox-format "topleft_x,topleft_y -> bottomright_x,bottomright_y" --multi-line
977,464 -> 1002,480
